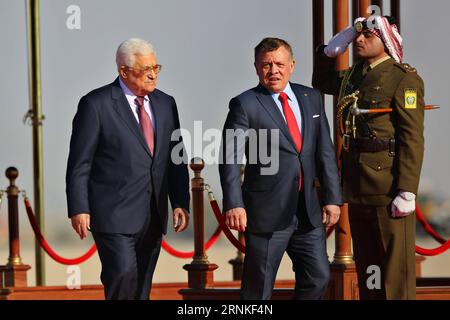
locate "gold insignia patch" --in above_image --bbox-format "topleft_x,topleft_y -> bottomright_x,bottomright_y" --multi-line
404,89 -> 417,109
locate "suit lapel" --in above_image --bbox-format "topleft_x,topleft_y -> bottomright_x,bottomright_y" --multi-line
255,85 -> 298,153
110,79 -> 152,157
291,83 -> 309,148
148,92 -> 161,159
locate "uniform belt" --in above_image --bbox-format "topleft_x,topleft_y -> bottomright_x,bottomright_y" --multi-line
349,137 -> 395,155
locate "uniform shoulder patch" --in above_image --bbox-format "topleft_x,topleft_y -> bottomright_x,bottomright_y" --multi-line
404,88 -> 417,109
394,62 -> 417,73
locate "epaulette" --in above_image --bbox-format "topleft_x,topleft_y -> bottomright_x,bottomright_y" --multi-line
394,62 -> 417,73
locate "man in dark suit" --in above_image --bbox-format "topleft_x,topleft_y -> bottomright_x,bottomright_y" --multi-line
219,37 -> 342,300
66,38 -> 190,300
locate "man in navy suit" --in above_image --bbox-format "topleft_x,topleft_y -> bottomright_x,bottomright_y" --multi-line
66,38 -> 190,300
219,38 -> 342,299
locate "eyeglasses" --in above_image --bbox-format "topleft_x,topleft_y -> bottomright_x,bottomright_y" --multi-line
127,64 -> 162,75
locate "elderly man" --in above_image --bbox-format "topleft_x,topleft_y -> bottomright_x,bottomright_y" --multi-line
66,38 -> 190,300
313,16 -> 425,300
219,37 -> 342,300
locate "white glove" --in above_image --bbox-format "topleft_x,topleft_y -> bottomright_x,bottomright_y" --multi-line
324,26 -> 357,58
391,191 -> 416,218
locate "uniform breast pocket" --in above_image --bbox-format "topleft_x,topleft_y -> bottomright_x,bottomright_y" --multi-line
358,151 -> 396,195
361,92 -> 392,109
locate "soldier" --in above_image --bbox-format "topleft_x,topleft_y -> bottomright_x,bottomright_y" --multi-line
312,16 -> 425,300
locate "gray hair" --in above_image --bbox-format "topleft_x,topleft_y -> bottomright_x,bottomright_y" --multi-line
116,38 -> 155,69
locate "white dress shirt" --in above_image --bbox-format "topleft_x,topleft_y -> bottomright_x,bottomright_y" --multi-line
119,78 -> 155,128
270,82 -> 302,134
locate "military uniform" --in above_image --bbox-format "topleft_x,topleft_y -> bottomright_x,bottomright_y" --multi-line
313,47 -> 425,299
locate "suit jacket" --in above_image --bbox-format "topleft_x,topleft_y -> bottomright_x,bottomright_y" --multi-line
66,78 -> 190,234
312,48 -> 425,205
219,83 -> 342,233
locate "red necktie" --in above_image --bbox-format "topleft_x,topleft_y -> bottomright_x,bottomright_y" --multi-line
135,96 -> 155,155
279,92 -> 303,190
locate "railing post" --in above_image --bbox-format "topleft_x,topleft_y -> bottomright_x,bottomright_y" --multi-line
6,168 -> 22,266
313,0 -> 325,64
0,167 -> 31,288
326,0 -> 360,300
26,0 -> 46,286
183,158 -> 218,289
390,0 -> 400,31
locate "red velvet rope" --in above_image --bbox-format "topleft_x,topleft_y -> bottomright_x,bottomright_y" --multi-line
161,226 -> 222,259
209,199 -> 246,253
415,203 -> 447,244
415,203 -> 450,256
416,240 -> 450,256
24,198 -> 97,265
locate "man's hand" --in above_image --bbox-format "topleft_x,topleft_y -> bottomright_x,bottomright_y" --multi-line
71,213 -> 90,240
391,191 -> 416,218
225,207 -> 247,232
324,26 -> 357,57
322,205 -> 341,227
173,208 -> 189,232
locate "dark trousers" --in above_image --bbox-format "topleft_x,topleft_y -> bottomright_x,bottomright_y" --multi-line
348,204 -> 416,300
241,193 -> 330,300
92,209 -> 162,300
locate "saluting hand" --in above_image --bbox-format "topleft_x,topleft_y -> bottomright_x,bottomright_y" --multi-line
225,207 -> 247,232
324,26 -> 357,58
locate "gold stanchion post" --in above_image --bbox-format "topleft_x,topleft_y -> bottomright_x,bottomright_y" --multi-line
183,158 -> 218,289
0,168 -> 31,288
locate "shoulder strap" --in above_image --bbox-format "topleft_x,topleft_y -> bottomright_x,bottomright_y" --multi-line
394,62 -> 418,73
